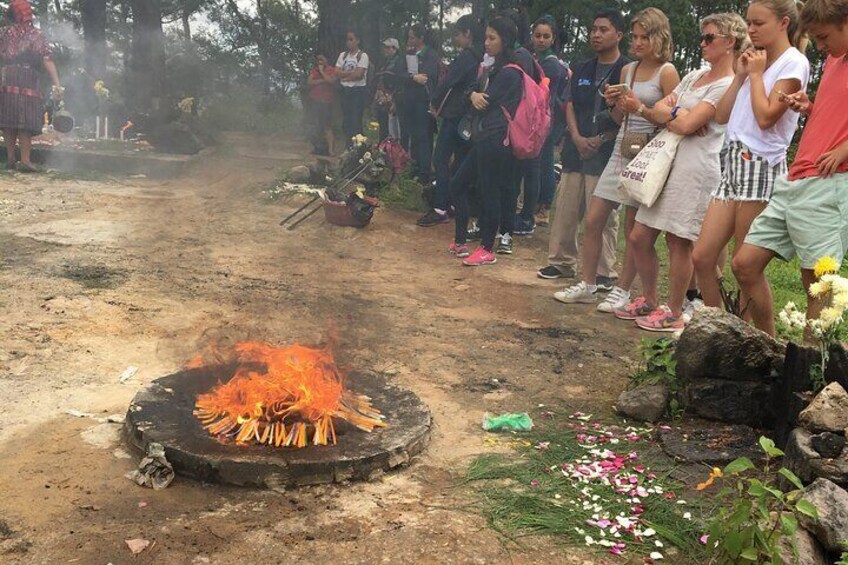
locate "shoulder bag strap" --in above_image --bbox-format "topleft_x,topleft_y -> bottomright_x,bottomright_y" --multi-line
622,61 -> 641,136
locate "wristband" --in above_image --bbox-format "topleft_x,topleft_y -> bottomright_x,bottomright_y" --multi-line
670,105 -> 680,121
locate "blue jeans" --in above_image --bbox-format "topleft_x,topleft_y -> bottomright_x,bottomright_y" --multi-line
434,116 -> 470,211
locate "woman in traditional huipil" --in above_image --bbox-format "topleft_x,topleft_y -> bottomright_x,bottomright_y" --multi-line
0,0 -> 61,172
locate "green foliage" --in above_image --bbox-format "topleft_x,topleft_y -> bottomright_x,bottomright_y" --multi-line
378,172 -> 426,212
704,437 -> 818,565
630,337 -> 681,416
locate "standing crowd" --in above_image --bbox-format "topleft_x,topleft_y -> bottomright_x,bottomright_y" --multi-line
307,0 -> 848,338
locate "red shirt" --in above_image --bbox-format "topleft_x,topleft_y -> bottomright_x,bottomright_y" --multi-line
789,55 -> 848,180
309,66 -> 337,103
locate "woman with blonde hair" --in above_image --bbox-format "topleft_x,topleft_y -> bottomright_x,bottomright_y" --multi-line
623,13 -> 745,331
555,7 -> 679,311
692,0 -> 810,311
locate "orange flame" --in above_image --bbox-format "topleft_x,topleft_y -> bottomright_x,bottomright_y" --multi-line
121,120 -> 134,133
193,341 -> 386,448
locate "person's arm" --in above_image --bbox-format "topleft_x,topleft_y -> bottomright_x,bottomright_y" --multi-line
43,58 -> 61,91
666,101 -> 717,136
565,100 -> 597,159
432,50 -> 474,103
744,49 -> 803,130
714,74 -> 745,125
816,139 -> 848,177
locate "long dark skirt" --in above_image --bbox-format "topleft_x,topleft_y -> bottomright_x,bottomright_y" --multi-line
0,64 -> 44,135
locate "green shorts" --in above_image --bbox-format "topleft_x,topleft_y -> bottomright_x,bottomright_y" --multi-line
745,172 -> 848,269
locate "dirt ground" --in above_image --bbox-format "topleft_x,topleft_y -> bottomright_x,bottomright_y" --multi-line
0,133 -> 649,564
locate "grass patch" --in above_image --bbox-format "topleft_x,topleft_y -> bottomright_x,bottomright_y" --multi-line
378,173 -> 426,212
464,409 -> 711,563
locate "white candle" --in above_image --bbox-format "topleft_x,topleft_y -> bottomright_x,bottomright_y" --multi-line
104,116 -> 109,139
120,130 -> 124,142
96,116 -> 100,139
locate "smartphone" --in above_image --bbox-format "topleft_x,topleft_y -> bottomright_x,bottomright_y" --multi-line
607,83 -> 630,94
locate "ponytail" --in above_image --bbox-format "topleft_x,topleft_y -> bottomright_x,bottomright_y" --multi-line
792,1 -> 809,50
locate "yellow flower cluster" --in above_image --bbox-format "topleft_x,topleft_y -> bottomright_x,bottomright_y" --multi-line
94,80 -> 110,100
178,97 -> 195,114
784,256 -> 848,337
351,134 -> 368,146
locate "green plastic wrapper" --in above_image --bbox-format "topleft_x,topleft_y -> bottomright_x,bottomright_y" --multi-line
482,412 -> 534,432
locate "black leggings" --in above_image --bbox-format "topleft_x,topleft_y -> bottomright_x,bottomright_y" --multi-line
340,87 -> 367,141
450,135 -> 516,251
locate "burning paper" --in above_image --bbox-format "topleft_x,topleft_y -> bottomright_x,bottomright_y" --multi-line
193,342 -> 386,448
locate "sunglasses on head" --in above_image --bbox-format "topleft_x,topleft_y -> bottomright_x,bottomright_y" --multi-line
700,33 -> 728,45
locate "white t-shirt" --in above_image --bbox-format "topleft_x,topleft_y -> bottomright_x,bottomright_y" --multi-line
726,47 -> 810,166
336,50 -> 369,88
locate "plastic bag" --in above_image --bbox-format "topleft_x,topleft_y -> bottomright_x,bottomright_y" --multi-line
482,412 -> 534,432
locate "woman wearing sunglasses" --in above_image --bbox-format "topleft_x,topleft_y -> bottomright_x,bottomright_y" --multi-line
692,0 -> 810,312
622,13 -> 747,332
554,8 -> 679,311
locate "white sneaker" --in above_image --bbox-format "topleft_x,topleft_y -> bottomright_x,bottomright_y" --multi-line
597,286 -> 631,313
554,281 -> 597,304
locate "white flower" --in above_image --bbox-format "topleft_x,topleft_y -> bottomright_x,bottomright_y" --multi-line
650,551 -> 664,560
683,512 -> 691,520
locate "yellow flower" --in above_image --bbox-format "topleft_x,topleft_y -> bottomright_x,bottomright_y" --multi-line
819,307 -> 844,330
834,291 -> 848,309
696,467 -> 723,491
815,256 -> 841,279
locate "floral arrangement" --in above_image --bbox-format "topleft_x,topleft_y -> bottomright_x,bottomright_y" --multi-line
93,80 -> 110,101
780,256 -> 846,390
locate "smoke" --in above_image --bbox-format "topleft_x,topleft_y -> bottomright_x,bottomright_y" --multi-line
45,20 -> 84,52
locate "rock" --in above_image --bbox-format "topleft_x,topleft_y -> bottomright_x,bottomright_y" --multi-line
798,478 -> 848,553
811,432 -> 846,459
799,382 -> 848,433
683,378 -> 772,427
658,423 -> 764,465
778,525 -> 828,565
784,428 -> 848,489
288,165 -> 312,183
675,307 -> 784,382
147,121 -> 204,155
615,384 -> 669,423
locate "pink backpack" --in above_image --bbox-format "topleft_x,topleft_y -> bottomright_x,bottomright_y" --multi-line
378,137 -> 410,173
501,63 -> 551,160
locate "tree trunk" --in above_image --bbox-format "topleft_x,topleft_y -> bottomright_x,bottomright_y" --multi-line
316,0 -> 350,60
182,9 -> 192,41
471,0 -> 488,20
80,0 -> 108,80
129,0 -> 166,115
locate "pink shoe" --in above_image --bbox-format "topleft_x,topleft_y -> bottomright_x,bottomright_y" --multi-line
613,296 -> 654,320
635,306 -> 684,333
449,242 -> 470,258
463,246 -> 497,266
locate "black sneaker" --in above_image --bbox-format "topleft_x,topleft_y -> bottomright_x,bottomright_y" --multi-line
537,265 -> 575,279
595,275 -> 618,293
513,216 -> 536,236
467,220 -> 482,241
496,233 -> 514,255
416,209 -> 450,227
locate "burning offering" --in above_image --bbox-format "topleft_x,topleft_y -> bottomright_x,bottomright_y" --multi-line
193,342 -> 387,448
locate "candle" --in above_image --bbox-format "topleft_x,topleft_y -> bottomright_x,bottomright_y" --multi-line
96,116 -> 100,139
104,116 -> 109,139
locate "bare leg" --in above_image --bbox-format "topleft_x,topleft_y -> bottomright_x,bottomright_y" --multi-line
581,196 -> 618,285
18,133 -> 32,167
3,128 -> 17,166
732,201 -> 769,320
666,233 -> 695,317
618,206 -> 640,290
628,221 -> 661,307
732,243 -> 777,336
693,200 -> 736,307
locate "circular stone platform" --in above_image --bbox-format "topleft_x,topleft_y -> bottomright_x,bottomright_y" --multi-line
124,365 -> 431,488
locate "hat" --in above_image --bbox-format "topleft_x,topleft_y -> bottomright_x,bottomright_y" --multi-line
382,38 -> 400,50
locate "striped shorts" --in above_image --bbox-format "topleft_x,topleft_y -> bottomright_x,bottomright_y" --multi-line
712,140 -> 787,202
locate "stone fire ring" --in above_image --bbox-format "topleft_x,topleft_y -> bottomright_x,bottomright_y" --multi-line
124,365 -> 431,488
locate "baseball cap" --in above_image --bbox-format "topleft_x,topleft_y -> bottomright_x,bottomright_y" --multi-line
382,38 -> 400,49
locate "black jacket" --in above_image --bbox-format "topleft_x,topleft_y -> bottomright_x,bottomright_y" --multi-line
539,54 -> 569,141
402,46 -> 441,105
561,54 -> 628,175
378,53 -> 406,95
473,61 -> 522,143
514,46 -> 541,82
431,46 -> 483,119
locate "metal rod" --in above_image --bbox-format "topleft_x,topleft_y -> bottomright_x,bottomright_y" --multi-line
285,202 -> 324,231
279,194 -> 320,226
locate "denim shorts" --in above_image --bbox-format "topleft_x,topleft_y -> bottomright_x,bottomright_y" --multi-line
745,172 -> 848,269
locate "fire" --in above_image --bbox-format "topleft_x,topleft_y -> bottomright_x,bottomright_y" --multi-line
193,341 -> 386,448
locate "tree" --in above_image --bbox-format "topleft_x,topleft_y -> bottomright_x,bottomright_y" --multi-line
316,0 -> 350,59
80,0 -> 108,79
128,0 -> 166,113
